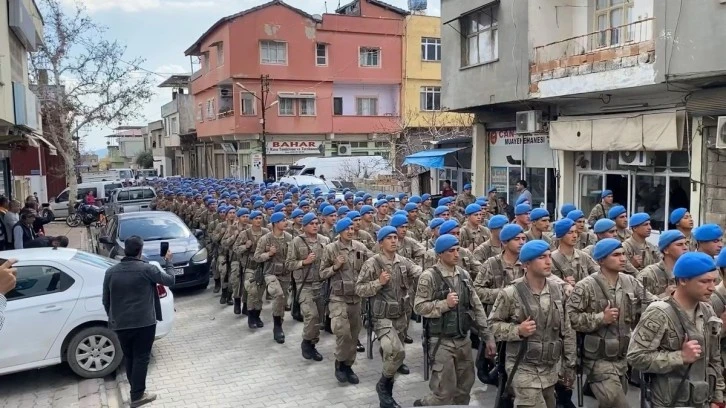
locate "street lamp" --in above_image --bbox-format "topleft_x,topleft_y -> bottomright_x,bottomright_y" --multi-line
236,81 -> 278,181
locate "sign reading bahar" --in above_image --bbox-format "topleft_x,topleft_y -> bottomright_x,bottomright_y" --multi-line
266,141 -> 325,155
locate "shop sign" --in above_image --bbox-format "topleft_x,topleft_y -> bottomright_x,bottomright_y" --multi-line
266,141 -> 324,155
488,129 -> 548,146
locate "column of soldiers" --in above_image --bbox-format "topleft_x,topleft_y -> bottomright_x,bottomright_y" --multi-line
151,179 -> 726,408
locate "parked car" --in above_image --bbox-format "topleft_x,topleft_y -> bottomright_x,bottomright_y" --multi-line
95,212 -> 209,290
49,181 -> 124,219
106,186 -> 156,217
0,248 -> 174,378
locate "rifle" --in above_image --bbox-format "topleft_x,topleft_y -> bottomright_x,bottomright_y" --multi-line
422,317 -> 430,380
493,341 -> 513,408
365,297 -> 374,360
639,372 -> 652,408
576,333 -> 584,407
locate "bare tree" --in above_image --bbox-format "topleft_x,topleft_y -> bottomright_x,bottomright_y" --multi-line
30,0 -> 154,212
336,156 -> 392,180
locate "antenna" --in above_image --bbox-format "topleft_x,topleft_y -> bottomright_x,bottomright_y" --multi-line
325,1 -> 328,12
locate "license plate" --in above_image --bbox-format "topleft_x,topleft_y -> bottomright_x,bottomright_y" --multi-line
171,268 -> 185,276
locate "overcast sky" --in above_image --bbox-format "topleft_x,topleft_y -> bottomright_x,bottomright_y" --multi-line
63,0 -> 441,151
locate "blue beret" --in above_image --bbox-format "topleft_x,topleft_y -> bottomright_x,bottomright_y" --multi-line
290,187 -> 299,193
250,210 -> 262,219
530,208 -> 550,221
230,194 -> 239,199
429,217 -> 445,230
393,210 -> 408,217
236,208 -> 250,217
566,210 -> 585,221
488,215 -> 509,230
299,200 -> 309,208
475,199 -> 487,206
347,211 -> 361,220
335,218 -> 353,233
434,206 -> 449,216
377,226 -> 397,242
270,212 -> 286,224
554,218 -> 575,239
354,197 -> 363,204
390,214 -> 408,228
344,192 -> 354,199
500,224 -> 524,242
560,203 -> 577,218
515,204 -> 531,216
374,199 -> 388,208
404,203 -> 418,212
592,238 -> 622,261
301,213 -> 317,226
487,186 -> 497,194
322,206 -> 337,216
253,200 -> 264,209
658,230 -> 685,252
217,206 -> 227,214
439,197 -> 453,206
465,203 -> 482,216
519,240 -> 550,263
669,208 -> 688,225
226,206 -> 237,213
264,201 -> 275,209
439,220 -> 460,235
360,205 -> 374,215
318,202 -> 329,213
515,195 -> 528,206
463,183 -> 472,190
291,209 -> 304,218
716,248 -> 726,268
376,193 -> 386,200
694,224 -> 723,242
422,193 -> 431,201
593,218 -> 616,234
327,193 -> 336,200
435,234 -> 459,254
601,189 -> 613,198
629,212 -> 650,228
674,252 -> 716,278
274,203 -> 285,212
337,207 -> 350,216
284,193 -> 292,200
608,205 -> 627,219
409,195 -> 422,204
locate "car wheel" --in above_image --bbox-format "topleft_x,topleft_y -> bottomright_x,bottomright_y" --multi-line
66,326 -> 123,379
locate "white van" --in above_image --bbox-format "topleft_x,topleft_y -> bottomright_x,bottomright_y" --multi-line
285,156 -> 391,181
49,181 -> 123,218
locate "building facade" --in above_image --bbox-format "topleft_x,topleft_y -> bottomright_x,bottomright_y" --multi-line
441,0 -> 726,229
106,126 -> 145,171
184,0 -> 405,181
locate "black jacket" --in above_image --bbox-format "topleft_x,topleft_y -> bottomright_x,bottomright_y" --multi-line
102,257 -> 175,330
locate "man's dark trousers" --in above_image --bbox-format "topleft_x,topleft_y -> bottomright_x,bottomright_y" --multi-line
115,324 -> 156,401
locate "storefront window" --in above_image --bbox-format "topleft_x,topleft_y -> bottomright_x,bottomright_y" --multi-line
490,167 -> 508,200
669,176 -> 690,215
590,152 -> 604,170
670,151 -> 689,171
579,174 -> 603,217
604,152 -> 626,171
634,175 -> 667,230
653,152 -> 668,172
526,168 -> 546,209
508,168 -> 521,205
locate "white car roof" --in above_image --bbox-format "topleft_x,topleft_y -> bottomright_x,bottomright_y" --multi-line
0,247 -> 79,261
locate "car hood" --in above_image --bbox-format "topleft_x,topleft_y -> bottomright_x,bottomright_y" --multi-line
132,236 -> 201,264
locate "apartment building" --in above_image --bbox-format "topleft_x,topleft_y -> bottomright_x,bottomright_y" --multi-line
441,0 -> 726,229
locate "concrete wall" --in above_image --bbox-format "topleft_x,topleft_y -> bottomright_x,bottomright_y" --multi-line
441,0 -> 529,111
0,3 -> 13,125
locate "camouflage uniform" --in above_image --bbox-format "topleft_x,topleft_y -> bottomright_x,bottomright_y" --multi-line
320,223 -> 337,242
373,213 -> 390,226
355,253 -> 421,377
352,229 -> 375,251
454,192 -> 475,210
220,221 -> 241,293
319,239 -> 373,368
488,278 -> 576,408
627,300 -> 724,407
637,260 -> 676,299
396,236 -> 426,339
472,239 -> 502,264
550,248 -> 599,283
459,222 -> 491,251
286,234 -> 330,347
407,218 -> 427,242
622,237 -> 661,275
710,284 -> 726,368
286,222 -> 303,237
236,227 -> 269,311
587,202 -> 612,226
615,228 -> 632,243
567,272 -> 656,408
361,221 -> 381,240
524,230 -> 555,249
682,231 -> 698,252
192,206 -> 207,230
473,255 -> 525,307
211,221 -> 229,288
424,246 -> 483,281
419,206 -> 433,225
576,231 -> 598,250
207,213 -> 221,280
253,230 -> 293,318
413,262 -> 494,406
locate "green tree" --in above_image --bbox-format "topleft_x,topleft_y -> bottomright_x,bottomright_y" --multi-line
135,151 -> 154,169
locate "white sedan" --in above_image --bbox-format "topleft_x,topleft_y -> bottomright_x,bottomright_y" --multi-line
0,248 -> 174,378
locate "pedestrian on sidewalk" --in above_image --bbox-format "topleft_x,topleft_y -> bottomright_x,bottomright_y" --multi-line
0,259 -> 18,332
102,236 -> 175,408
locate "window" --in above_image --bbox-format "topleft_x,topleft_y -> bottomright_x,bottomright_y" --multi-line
420,86 -> 442,111
170,117 -> 179,135
349,142 -> 368,148
461,6 -> 499,67
6,266 -> 75,301
595,0 -> 633,47
104,183 -> 123,197
421,37 -> 441,61
316,43 -> 328,66
299,94 -> 316,116
260,41 -> 287,65
203,52 -> 210,71
278,97 -> 295,116
359,47 -> 380,67
206,99 -> 215,120
374,141 -> 389,148
240,93 -> 256,116
216,44 -> 224,66
196,103 -> 203,122
356,97 -> 378,115
118,217 -> 190,241
56,190 -> 69,203
333,97 -> 343,115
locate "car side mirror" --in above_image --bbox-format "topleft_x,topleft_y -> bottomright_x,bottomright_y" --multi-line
98,236 -> 112,245
194,229 -> 204,239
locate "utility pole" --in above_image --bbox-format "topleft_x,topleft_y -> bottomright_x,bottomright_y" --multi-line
260,74 -> 271,181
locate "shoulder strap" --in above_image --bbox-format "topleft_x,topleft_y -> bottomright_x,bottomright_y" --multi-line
714,291 -> 726,312
513,281 -> 535,318
591,273 -> 614,304
661,298 -> 693,407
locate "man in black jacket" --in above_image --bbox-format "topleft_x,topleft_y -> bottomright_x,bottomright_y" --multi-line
102,236 -> 175,408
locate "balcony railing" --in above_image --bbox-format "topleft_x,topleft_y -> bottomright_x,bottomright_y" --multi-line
533,18 -> 654,65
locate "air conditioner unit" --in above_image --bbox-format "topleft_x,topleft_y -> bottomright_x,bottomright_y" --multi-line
220,142 -> 236,153
337,144 -> 352,156
515,110 -> 543,134
220,88 -> 232,98
619,151 -> 651,166
716,116 -> 726,149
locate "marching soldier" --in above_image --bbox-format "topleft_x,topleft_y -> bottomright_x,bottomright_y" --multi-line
203,200 -> 221,293
671,207 -> 697,251
473,223 -> 527,307
550,218 -> 599,284
404,203 -> 426,241
638,230 -> 688,299
582,218 -> 618,257
628,252 -> 725,408
212,206 -> 236,305
712,249 -> 726,366
233,210 -> 269,325
355,226 -> 422,408
419,194 -> 433,224
389,214 -> 425,344
218,207 -> 241,306
694,223 -> 724,258
567,238 -> 656,408
459,204 -> 491,251
566,209 -> 598,250
413,234 -> 496,406
512,204 -> 531,231
348,211 -> 375,250
253,212 -> 293,344
359,205 -> 381,239
320,206 -> 338,241
286,213 -> 330,362
226,208 -> 250,315
454,183 -> 476,210
436,220 -> 483,280
473,214 -> 508,264
373,199 -> 391,226
525,208 -> 554,248
286,209 -> 304,236
488,240 -> 577,408
608,206 -> 632,243
587,189 -> 613,226
622,212 -> 661,274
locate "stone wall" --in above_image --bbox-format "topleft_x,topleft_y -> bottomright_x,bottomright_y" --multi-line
702,148 -> 726,225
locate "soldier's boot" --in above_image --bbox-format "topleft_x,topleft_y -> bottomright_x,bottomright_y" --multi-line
241,302 -> 248,316
343,363 -> 359,384
413,400 -> 423,407
254,310 -> 264,328
301,340 -> 314,360
375,376 -> 399,408
273,316 -> 285,344
219,288 -> 228,305
247,311 -> 257,329
213,279 -> 221,293
403,335 -> 413,344
309,343 -> 323,361
324,316 -> 333,334
356,339 -> 365,353
396,363 -> 410,375
555,383 -> 576,408
226,293 -> 233,306
334,361 -> 348,383
233,298 -> 242,315
385,377 -> 401,408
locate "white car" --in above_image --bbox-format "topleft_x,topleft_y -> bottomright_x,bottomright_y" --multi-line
0,248 -> 174,378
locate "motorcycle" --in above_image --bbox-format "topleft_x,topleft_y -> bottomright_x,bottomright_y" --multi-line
66,202 -> 106,227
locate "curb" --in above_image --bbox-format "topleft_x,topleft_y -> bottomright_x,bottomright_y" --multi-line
116,368 -> 131,407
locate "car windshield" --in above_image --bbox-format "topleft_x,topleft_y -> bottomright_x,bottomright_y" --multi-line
118,217 -> 190,241
296,180 -> 337,192
72,251 -> 119,269
118,170 -> 134,179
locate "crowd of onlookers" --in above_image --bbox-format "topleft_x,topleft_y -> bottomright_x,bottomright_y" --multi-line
0,195 -> 69,250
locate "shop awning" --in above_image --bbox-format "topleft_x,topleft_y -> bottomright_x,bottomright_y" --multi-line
403,148 -> 465,169
550,110 -> 685,151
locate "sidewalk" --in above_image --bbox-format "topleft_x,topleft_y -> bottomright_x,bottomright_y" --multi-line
44,223 -> 87,250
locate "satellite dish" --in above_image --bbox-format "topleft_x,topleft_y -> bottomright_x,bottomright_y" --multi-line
312,14 -> 322,20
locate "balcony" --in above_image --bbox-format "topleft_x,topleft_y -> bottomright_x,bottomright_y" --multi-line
530,18 -> 655,97
9,0 -> 42,52
161,99 -> 179,117
12,82 -> 40,131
